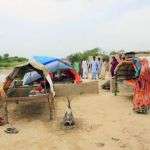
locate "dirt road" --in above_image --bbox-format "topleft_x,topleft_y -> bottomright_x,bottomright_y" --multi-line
0,90 -> 150,150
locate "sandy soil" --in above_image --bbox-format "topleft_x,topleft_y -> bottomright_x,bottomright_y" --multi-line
0,70 -> 150,150
0,91 -> 150,150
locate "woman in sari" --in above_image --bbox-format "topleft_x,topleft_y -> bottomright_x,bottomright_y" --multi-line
126,58 -> 150,113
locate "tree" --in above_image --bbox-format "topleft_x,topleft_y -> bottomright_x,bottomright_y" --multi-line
3,53 -> 9,59
67,47 -> 103,64
102,54 -> 109,62
67,52 -> 83,64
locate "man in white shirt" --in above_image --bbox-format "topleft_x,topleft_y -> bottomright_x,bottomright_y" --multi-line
81,60 -> 88,79
91,56 -> 99,80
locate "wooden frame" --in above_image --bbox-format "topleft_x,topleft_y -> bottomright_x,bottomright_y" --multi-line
3,93 -> 55,124
1,61 -> 56,124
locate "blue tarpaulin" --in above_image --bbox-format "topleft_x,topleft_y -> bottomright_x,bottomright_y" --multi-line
23,56 -> 72,85
33,56 -> 71,72
33,56 -> 59,65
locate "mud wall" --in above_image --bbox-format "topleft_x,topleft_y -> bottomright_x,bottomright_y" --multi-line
54,81 -> 99,97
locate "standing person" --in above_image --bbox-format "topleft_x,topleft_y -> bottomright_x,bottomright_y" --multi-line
110,56 -> 119,93
87,59 -> 92,74
81,60 -> 88,79
91,56 -> 99,80
110,56 -> 119,77
97,57 -> 102,79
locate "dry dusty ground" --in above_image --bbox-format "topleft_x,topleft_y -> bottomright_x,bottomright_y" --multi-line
0,91 -> 150,150
0,70 -> 150,150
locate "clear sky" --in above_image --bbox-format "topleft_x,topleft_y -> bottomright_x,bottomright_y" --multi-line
0,0 -> 150,58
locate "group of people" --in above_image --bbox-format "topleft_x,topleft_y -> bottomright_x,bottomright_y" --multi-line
80,54 -> 125,80
110,52 -> 150,113
81,56 -> 106,80
75,52 -> 150,114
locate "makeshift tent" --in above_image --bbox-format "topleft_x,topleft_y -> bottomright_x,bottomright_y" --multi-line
23,56 -> 81,85
1,60 -> 55,123
3,60 -> 55,95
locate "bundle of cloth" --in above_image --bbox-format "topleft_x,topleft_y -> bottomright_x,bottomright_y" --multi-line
125,58 -> 150,113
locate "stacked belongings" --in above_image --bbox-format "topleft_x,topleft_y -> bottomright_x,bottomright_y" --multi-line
115,61 -> 138,81
3,61 -> 55,97
102,54 -> 141,91
115,52 -> 150,113
113,61 -> 137,95
23,56 -> 81,85
115,52 -> 141,81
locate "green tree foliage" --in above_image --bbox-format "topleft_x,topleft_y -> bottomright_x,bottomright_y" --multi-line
83,47 -> 101,59
109,51 -> 118,56
67,52 -> 83,64
67,47 -> 105,64
3,53 -> 9,58
0,54 -> 28,68
102,54 -> 109,62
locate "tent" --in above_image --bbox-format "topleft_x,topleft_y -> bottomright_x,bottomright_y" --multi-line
3,60 -> 55,95
1,60 -> 55,123
23,56 -> 81,85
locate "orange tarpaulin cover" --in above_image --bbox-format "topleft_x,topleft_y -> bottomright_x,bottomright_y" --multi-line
125,59 -> 150,111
